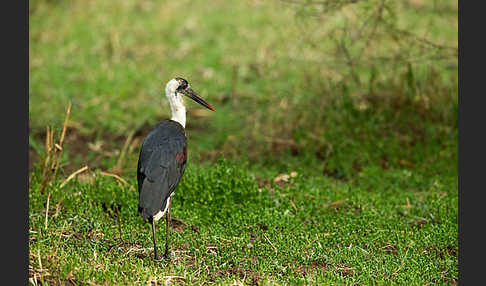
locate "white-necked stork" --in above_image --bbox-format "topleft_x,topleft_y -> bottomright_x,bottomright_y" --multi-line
137,77 -> 215,260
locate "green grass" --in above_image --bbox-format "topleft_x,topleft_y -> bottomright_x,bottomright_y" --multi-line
29,0 -> 457,284
29,159 -> 457,285
29,0 -> 457,172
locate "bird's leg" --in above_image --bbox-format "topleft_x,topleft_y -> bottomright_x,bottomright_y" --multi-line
164,197 -> 171,259
151,219 -> 161,260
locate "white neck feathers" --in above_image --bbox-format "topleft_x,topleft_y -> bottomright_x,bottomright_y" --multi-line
165,80 -> 187,128
170,103 -> 186,128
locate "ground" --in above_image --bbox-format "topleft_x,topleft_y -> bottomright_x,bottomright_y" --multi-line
29,0 -> 457,284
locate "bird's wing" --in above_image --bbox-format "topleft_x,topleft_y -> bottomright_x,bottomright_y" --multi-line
137,120 -> 187,219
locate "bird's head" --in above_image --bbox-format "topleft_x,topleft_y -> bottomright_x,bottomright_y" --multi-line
165,77 -> 215,111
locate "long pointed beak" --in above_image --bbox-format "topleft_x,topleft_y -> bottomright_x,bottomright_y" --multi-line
181,88 -> 215,111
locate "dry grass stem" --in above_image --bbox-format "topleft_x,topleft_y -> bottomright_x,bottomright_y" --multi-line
111,130 -> 135,174
44,192 -> 51,230
37,248 -> 42,271
41,126 -> 52,179
52,102 -> 72,179
262,231 -> 278,255
60,165 -> 89,188
40,127 -> 54,193
99,171 -> 133,190
164,276 -> 186,282
39,102 -> 72,193
290,200 -> 298,212
262,136 -> 297,147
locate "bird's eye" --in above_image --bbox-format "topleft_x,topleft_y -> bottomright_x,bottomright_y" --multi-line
177,83 -> 187,91
175,78 -> 188,91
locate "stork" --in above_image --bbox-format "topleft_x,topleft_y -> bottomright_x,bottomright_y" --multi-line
137,77 -> 215,260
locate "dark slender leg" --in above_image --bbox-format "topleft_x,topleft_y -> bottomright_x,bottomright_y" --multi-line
151,219 -> 161,260
164,197 -> 171,258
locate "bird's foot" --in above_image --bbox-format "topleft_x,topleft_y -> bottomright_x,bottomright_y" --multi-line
163,251 -> 170,260
154,254 -> 162,261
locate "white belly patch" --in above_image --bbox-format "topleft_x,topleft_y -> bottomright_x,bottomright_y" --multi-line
153,193 -> 174,221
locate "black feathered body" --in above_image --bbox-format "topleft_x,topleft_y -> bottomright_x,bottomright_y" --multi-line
137,120 -> 187,220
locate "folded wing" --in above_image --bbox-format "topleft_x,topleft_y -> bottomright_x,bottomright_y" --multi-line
137,120 -> 187,219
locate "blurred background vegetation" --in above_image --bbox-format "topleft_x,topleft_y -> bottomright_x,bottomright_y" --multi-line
29,0 -> 457,284
29,0 -> 457,179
